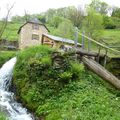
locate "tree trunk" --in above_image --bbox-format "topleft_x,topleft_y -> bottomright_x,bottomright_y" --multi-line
82,56 -> 120,89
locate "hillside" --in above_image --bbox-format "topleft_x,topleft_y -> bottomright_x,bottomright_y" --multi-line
102,29 -> 120,49
11,46 -> 120,120
1,22 -> 120,51
1,22 -> 22,41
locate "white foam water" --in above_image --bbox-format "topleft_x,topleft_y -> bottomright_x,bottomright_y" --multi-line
0,57 -> 34,120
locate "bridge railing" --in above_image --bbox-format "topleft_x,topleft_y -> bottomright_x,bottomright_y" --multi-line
78,32 -> 120,58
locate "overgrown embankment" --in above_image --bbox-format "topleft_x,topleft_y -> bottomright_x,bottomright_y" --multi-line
13,46 -> 120,120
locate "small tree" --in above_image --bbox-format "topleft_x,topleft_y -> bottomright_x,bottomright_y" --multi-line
55,19 -> 74,39
111,7 -> 120,18
103,15 -> 116,29
83,8 -> 103,39
90,0 -> 109,15
49,16 -> 63,28
66,6 -> 84,28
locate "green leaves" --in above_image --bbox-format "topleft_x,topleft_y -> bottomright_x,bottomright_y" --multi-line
59,72 -> 72,83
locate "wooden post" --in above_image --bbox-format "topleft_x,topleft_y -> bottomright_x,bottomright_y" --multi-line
96,46 -> 101,63
74,27 -> 78,61
82,31 -> 85,49
104,49 -> 108,67
74,27 -> 78,48
88,33 -> 91,52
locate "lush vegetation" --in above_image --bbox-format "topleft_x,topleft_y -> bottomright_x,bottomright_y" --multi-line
12,45 -> 120,119
0,51 -> 16,67
0,21 -> 22,41
3,22 -> 21,41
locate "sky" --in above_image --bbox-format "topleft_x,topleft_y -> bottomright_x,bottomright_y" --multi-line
0,0 -> 120,19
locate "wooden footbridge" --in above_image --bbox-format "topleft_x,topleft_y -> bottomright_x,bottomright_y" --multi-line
73,32 -> 120,89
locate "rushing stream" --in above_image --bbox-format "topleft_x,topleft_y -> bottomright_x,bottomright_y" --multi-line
0,57 -> 34,120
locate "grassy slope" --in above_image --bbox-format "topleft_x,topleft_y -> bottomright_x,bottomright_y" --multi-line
102,29 -> 120,46
0,51 -> 17,67
1,22 -> 22,41
1,21 -> 120,44
0,112 -> 7,120
13,46 -> 120,120
100,29 -> 120,57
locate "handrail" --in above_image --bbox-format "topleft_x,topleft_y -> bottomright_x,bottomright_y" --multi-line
78,32 -> 120,55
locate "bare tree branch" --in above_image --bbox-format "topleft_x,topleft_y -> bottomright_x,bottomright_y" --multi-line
0,2 -> 15,39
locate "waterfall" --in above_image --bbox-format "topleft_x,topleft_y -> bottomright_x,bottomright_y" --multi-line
0,57 -> 34,120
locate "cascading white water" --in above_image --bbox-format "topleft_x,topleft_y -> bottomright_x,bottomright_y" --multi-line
0,57 -> 34,120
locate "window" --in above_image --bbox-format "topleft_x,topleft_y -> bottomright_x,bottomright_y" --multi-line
32,24 -> 39,30
32,34 -> 39,40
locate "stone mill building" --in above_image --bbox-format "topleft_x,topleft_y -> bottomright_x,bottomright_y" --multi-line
18,18 -> 81,50
18,18 -> 49,49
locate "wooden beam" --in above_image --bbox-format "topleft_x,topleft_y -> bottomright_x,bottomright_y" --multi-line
75,49 -> 104,57
96,46 -> 101,63
82,56 -> 120,89
82,31 -> 85,49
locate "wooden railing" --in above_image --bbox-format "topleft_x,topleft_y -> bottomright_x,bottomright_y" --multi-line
76,32 -> 120,67
78,32 -> 120,54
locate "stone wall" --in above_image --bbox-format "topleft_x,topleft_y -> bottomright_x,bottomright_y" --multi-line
0,39 -> 18,50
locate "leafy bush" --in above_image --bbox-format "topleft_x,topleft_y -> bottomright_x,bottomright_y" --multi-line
103,16 -> 116,29
59,71 -> 72,83
41,56 -> 52,66
70,61 -> 84,79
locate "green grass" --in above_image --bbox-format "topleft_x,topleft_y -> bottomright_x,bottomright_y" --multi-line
1,22 -> 22,41
0,51 -> 17,67
0,112 -> 8,120
36,72 -> 120,120
99,29 -> 120,57
101,29 -> 120,45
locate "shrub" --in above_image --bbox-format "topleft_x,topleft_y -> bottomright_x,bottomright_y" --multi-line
103,16 -> 116,29
70,62 -> 84,79
41,56 -> 52,67
59,71 -> 72,83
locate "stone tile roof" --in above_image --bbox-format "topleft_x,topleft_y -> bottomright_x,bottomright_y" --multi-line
18,18 -> 49,34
